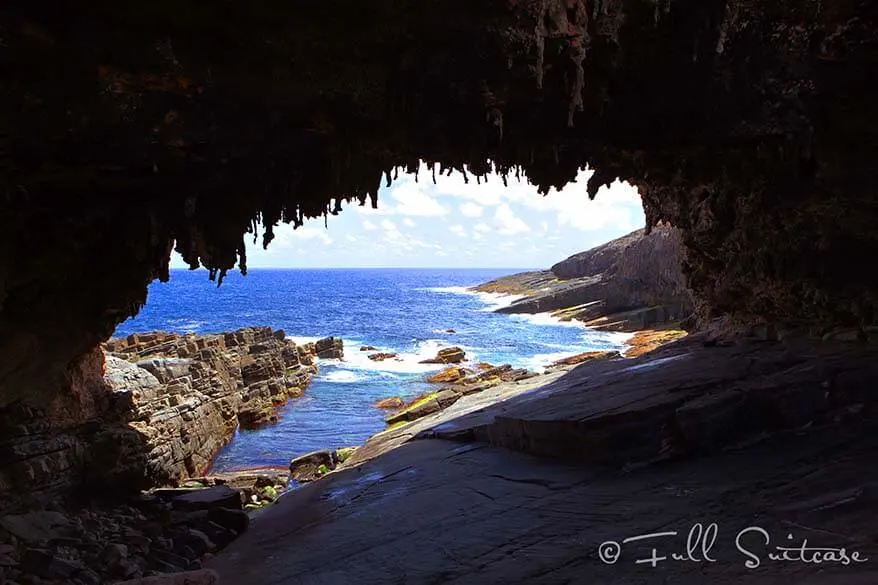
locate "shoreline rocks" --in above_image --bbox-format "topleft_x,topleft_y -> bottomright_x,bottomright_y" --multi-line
381,361 -> 541,426
288,451 -> 337,483
97,328 -> 344,490
418,347 -> 466,364
367,352 -> 399,362
373,397 -> 404,410
288,447 -> 359,483
473,227 -> 692,332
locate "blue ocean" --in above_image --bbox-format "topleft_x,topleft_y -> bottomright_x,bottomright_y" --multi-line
114,269 -> 629,472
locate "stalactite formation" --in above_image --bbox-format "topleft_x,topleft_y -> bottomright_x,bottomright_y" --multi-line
0,0 -> 876,413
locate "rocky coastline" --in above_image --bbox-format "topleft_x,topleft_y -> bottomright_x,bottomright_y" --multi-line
0,327 -> 348,585
0,317 -> 700,585
474,225 -> 692,333
100,327 -> 344,488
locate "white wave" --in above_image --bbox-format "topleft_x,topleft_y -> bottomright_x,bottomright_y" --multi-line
422,286 -> 525,312
322,370 -> 366,384
509,312 -> 586,328
597,331 -> 637,346
520,351 -> 583,372
170,320 -> 205,333
508,314 -> 636,347
339,339 -> 469,374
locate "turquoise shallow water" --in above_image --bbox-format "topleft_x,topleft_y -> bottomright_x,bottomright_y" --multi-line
114,268 -> 629,472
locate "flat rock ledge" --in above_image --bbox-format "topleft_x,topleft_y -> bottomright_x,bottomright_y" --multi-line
208,334 -> 878,584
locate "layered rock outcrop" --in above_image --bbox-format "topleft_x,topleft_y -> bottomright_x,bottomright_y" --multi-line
0,328 -> 340,510
101,328 -> 337,485
476,225 -> 692,331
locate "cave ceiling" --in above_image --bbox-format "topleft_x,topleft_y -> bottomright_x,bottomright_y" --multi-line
0,0 -> 877,404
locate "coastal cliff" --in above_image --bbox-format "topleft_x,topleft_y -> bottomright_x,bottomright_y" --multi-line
0,327 -> 342,510
475,225 -> 692,331
101,327 -> 343,488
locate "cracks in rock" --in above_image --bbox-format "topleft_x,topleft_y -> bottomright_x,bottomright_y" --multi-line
468,487 -> 497,502
486,473 -> 556,489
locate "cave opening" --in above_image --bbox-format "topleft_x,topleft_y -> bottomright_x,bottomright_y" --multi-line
106,164 -> 665,482
2,0 -> 878,582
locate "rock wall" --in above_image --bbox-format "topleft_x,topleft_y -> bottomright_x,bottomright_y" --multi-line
0,327 -> 341,511
476,226 -> 692,330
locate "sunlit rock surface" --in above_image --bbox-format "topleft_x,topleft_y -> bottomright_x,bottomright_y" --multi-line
475,225 -> 692,330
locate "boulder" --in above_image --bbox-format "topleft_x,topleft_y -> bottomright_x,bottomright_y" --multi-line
374,396 -> 405,410
335,446 -> 359,463
207,507 -> 249,534
289,450 -> 338,482
360,345 -> 377,351
368,352 -> 399,362
419,347 -> 466,364
315,337 -> 344,359
460,364 -> 512,385
171,486 -> 243,512
0,511 -> 70,542
427,366 -> 467,384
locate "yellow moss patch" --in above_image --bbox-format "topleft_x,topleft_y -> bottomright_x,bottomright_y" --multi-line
403,392 -> 439,411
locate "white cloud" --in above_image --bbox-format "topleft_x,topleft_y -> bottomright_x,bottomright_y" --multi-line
494,204 -> 530,235
460,202 -> 483,218
388,179 -> 448,216
383,162 -> 643,234
168,161 -> 647,269
289,226 -> 333,245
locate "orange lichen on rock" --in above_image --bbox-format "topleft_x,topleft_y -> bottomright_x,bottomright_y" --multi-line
549,350 -> 619,368
427,366 -> 467,384
624,329 -> 688,358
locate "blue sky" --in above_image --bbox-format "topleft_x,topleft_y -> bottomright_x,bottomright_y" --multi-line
170,165 -> 646,269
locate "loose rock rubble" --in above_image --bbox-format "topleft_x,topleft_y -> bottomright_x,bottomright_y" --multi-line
0,467 -> 298,584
